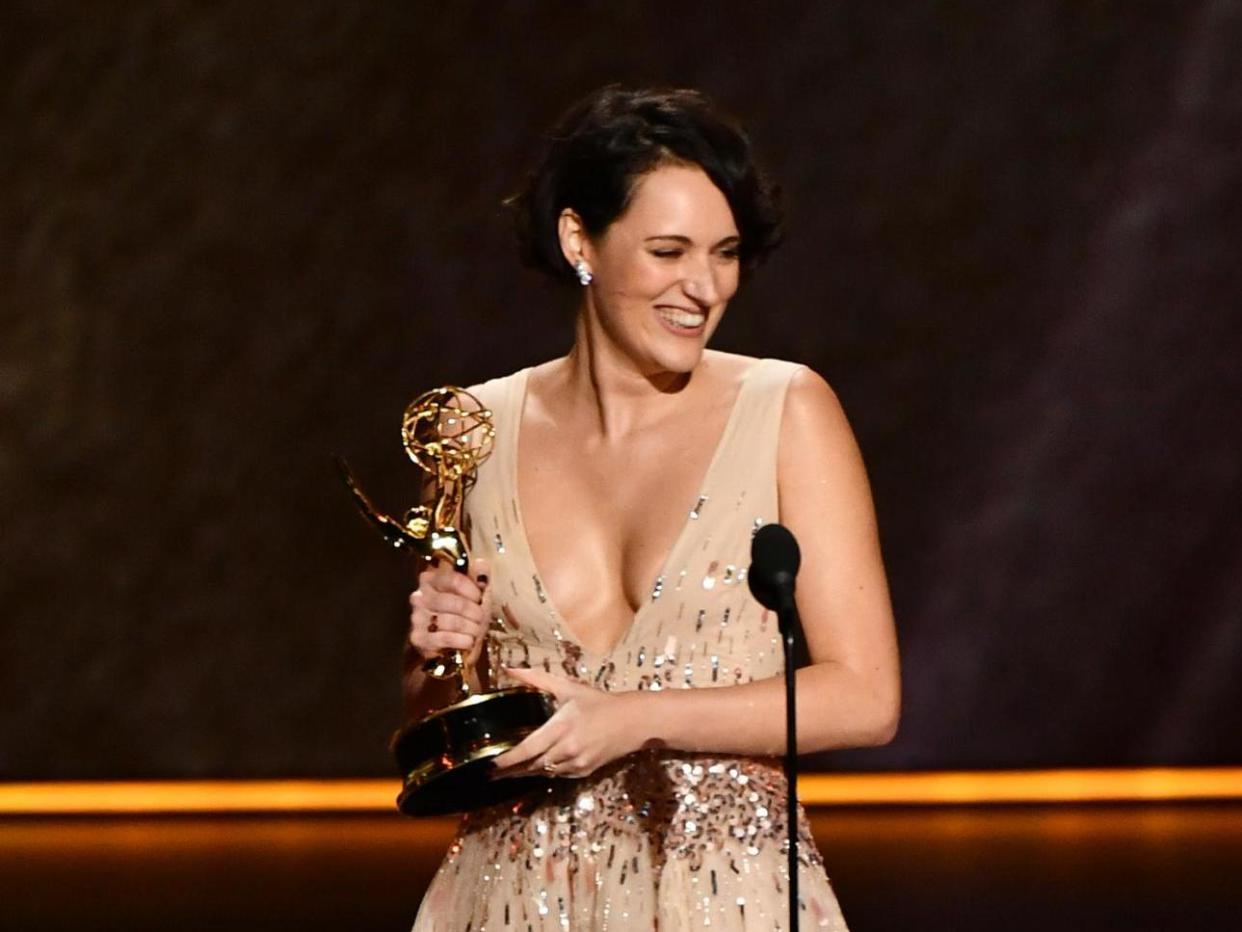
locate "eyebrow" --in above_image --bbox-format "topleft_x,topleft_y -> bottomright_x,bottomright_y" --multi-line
644,234 -> 741,246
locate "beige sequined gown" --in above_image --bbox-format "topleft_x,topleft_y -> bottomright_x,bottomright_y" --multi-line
412,357 -> 849,931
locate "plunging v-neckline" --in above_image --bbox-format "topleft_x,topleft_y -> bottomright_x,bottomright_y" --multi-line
508,360 -> 761,658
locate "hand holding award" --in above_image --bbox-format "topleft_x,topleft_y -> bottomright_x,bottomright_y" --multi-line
337,386 -> 555,816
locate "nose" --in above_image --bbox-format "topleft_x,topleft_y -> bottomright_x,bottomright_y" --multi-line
682,255 -> 722,307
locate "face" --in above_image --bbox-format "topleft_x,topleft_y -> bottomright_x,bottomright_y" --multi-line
568,163 -> 741,376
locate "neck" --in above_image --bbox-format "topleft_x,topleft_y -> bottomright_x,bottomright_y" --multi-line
560,302 -> 693,440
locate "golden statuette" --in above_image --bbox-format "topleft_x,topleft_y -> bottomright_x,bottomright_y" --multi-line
338,386 -> 495,687
336,385 -> 554,816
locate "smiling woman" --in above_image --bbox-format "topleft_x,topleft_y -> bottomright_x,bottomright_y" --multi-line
402,85 -> 899,931
558,163 -> 740,371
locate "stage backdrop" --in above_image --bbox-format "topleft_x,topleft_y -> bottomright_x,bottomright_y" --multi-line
3,2 -> 1240,779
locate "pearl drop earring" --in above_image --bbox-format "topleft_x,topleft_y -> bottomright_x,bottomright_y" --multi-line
575,259 -> 593,286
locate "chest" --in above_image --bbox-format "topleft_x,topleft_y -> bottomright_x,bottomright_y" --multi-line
515,404 -> 733,627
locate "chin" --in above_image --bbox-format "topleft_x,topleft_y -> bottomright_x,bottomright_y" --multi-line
648,343 -> 707,377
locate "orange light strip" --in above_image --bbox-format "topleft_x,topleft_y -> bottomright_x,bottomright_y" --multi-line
798,767 -> 1242,805
0,779 -> 397,815
1,769 -> 1239,815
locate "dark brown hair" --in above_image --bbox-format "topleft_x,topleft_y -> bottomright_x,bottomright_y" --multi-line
506,85 -> 783,284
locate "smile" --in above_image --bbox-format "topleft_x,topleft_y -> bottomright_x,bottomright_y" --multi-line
656,306 -> 707,333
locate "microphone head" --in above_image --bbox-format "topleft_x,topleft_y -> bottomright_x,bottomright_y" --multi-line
748,523 -> 801,610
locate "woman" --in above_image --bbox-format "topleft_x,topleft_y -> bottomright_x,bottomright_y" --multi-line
406,85 -> 900,930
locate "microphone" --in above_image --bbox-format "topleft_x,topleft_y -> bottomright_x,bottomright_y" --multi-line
748,521 -> 804,931
748,523 -> 801,616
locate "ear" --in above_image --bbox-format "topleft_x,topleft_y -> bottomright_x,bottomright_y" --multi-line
557,208 -> 591,272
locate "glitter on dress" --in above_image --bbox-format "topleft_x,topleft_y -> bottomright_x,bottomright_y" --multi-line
410,359 -> 849,931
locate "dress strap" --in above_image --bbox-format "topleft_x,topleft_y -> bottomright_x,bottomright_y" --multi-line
712,358 -> 804,498
461,367 -> 528,542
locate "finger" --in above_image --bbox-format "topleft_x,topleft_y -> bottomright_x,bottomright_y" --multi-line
499,759 -> 563,781
408,592 -> 427,647
419,612 -> 483,637
424,630 -> 475,653
436,560 -> 485,602
419,591 -> 486,624
504,666 -> 577,702
472,560 -> 494,634
434,566 -> 483,603
412,628 -> 478,656
410,603 -> 483,641
410,612 -> 476,646
410,606 -> 486,656
420,563 -> 484,604
552,757 -> 587,779
410,608 -> 479,646
491,717 -> 563,772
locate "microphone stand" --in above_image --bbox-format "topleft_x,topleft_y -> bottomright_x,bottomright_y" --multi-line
748,523 -> 803,931
777,590 -> 800,932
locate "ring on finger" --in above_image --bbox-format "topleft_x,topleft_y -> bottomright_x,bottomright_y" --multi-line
543,759 -> 559,774
427,614 -> 438,633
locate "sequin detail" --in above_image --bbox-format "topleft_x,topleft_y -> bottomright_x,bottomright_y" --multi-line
690,494 -> 709,519
411,358 -> 848,930
420,752 -> 842,929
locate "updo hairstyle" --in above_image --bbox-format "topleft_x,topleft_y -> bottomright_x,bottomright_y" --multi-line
506,85 -> 783,284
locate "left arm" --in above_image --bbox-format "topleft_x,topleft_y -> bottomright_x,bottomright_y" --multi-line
496,367 -> 900,776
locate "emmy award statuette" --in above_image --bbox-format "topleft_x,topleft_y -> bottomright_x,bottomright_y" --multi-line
336,386 -> 555,816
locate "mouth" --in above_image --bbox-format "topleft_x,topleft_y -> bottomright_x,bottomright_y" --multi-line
655,305 -> 707,336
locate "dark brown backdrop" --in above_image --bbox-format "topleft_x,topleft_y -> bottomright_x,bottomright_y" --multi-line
3,2 -> 1240,779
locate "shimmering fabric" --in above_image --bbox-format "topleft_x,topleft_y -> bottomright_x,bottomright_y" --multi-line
412,358 -> 849,930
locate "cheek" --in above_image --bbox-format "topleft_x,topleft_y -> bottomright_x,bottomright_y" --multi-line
712,265 -> 740,306
602,254 -> 675,298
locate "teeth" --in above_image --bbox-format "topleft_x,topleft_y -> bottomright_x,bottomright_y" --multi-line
659,308 -> 705,329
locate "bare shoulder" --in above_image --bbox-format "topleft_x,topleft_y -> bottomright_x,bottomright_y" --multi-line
782,364 -> 852,439
705,353 -> 842,423
777,365 -> 870,497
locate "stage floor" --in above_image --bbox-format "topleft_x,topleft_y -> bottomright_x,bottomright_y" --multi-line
4,804 -> 1240,930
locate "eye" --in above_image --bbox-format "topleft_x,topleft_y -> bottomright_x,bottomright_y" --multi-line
651,249 -> 683,259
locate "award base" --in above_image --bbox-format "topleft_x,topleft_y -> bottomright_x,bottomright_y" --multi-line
393,686 -> 557,816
